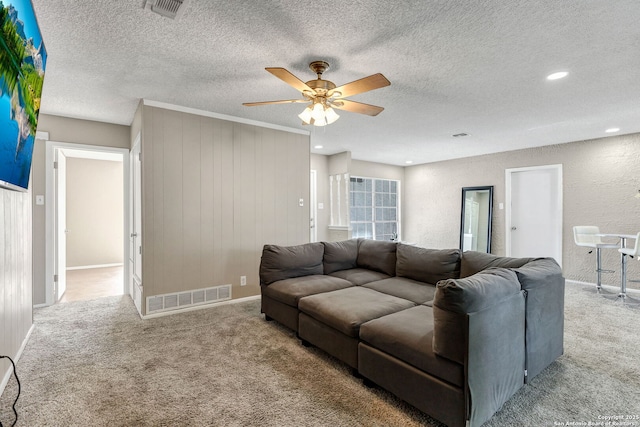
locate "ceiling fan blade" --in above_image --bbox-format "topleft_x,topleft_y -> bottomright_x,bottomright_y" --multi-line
266,67 -> 315,94
243,99 -> 308,106
329,73 -> 390,98
331,99 -> 384,116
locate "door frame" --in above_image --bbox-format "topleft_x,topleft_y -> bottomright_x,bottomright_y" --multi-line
310,169 -> 317,242
505,164 -> 563,266
44,141 -> 131,306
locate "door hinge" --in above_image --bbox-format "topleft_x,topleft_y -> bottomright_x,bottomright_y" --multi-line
53,161 -> 58,169
138,152 -> 142,161
54,274 -> 58,282
139,246 -> 142,255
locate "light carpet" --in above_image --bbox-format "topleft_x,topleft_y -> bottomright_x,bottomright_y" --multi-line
1,282 -> 639,426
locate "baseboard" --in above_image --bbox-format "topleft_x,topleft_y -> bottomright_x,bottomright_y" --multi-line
67,263 -> 124,271
141,294 -> 260,319
0,323 -> 35,397
565,279 -> 640,295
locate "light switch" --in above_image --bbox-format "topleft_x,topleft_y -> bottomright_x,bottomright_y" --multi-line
36,195 -> 45,205
318,202 -> 324,209
299,198 -> 304,207
499,203 -> 504,210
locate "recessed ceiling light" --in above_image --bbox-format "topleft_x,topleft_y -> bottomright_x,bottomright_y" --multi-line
405,160 -> 413,164
605,128 -> 620,133
313,145 -> 323,149
546,71 -> 568,80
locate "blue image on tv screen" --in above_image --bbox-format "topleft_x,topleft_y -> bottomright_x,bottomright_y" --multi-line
0,0 -> 47,191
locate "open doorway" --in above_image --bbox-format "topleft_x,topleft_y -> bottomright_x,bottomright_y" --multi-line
45,141 -> 130,306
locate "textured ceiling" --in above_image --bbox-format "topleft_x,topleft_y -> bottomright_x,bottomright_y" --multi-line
32,0 -> 640,166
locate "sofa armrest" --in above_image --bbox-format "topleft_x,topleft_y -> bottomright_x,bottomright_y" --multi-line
432,268 -> 526,427
514,258 -> 565,381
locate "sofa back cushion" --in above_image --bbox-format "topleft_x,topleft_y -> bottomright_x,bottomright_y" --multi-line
432,268 -> 521,364
396,244 -> 461,284
260,242 -> 324,286
460,251 -> 533,278
322,239 -> 359,274
356,239 -> 397,276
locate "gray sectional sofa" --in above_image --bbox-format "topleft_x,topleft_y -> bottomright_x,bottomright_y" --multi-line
259,239 -> 565,427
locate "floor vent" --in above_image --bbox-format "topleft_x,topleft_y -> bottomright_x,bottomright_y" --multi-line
143,0 -> 190,20
146,284 -> 232,314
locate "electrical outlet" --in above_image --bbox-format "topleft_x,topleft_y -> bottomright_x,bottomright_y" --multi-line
240,276 -> 247,286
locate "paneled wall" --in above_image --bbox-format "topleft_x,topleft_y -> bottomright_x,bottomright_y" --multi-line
0,188 -> 32,387
140,105 -> 310,311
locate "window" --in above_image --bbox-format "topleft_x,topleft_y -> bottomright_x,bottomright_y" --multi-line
350,177 -> 399,241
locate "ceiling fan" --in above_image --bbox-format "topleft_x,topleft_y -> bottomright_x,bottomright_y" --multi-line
243,61 -> 390,126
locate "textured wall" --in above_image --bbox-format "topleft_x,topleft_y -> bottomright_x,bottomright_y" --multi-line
404,133 -> 640,288
0,188 -> 32,386
141,106 -> 310,310
66,158 -> 124,268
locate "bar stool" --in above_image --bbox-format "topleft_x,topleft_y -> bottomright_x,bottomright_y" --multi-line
573,226 -> 619,291
618,232 -> 640,300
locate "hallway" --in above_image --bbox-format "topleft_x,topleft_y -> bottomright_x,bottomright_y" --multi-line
59,266 -> 123,303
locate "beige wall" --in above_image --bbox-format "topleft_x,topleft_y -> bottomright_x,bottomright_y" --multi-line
140,105 -> 310,312
404,132 -> 640,288
66,158 -> 124,268
311,154 -> 330,242
0,188 -> 32,385
32,114 -> 130,304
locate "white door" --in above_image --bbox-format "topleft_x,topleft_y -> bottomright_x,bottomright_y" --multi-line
131,140 -> 142,285
506,165 -> 563,265
54,149 -> 67,301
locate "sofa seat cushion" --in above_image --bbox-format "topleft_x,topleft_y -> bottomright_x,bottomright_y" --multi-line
329,268 -> 391,285
362,277 -> 437,304
360,305 -> 464,387
262,275 -> 354,307
298,287 -> 415,338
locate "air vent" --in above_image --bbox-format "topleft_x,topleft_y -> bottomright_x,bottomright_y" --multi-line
143,0 -> 190,19
452,133 -> 469,138
146,284 -> 232,314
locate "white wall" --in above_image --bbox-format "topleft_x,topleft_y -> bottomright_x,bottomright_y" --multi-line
66,157 -> 124,268
404,132 -> 640,288
0,188 -> 32,389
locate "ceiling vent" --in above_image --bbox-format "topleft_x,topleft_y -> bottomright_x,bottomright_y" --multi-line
143,0 -> 190,20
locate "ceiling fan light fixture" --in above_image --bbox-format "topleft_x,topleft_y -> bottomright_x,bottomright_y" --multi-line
245,61 -> 390,126
298,106 -> 313,124
313,116 -> 327,127
311,102 -> 325,122
325,107 -> 340,124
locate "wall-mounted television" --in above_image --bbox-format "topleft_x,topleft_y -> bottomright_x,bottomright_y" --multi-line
0,0 -> 46,192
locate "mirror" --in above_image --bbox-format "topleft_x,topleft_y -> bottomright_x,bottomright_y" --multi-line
460,186 -> 494,253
